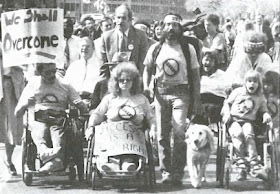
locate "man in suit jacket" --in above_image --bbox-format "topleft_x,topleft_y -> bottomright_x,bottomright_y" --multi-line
99,3 -> 148,77
255,14 -> 274,52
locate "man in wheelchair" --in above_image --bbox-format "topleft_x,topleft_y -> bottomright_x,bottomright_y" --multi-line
15,63 -> 87,173
222,70 -> 272,181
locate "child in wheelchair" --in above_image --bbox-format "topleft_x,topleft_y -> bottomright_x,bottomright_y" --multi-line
221,70 -> 272,181
199,51 -> 227,126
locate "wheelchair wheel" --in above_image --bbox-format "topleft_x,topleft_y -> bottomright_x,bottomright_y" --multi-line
145,131 -> 156,189
270,133 -> 280,189
216,125 -> 222,182
144,162 -> 155,190
225,169 -> 230,189
217,124 -> 229,188
22,129 -> 36,186
146,140 -> 156,188
216,124 -> 224,186
68,117 -> 85,182
86,137 -> 94,183
91,165 -> 99,190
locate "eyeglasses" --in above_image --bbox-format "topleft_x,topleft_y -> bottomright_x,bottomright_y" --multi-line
118,78 -> 132,83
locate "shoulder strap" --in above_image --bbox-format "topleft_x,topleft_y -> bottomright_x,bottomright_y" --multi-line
180,37 -> 192,92
213,32 -> 219,39
151,43 -> 163,75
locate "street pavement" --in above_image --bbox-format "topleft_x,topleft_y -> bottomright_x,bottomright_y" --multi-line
0,143 -> 279,194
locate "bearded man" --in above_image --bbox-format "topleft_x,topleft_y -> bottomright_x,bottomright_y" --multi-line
143,13 -> 203,185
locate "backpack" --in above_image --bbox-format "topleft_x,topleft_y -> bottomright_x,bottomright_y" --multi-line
151,36 -> 195,117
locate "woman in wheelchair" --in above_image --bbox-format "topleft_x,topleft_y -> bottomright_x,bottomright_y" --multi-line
85,62 -> 155,172
222,70 -> 272,181
15,63 -> 87,173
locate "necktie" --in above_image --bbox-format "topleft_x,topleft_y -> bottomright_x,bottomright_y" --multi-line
120,33 -> 126,52
83,60 -> 88,81
64,39 -> 70,69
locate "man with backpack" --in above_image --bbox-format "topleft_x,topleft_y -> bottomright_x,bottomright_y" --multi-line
143,13 -> 203,186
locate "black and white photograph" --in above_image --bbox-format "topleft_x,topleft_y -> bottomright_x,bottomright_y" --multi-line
0,0 -> 279,193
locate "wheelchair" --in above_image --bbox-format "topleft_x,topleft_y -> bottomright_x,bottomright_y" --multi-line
21,108 -> 84,186
85,121 -> 156,191
199,93 -> 226,186
217,116 -> 279,189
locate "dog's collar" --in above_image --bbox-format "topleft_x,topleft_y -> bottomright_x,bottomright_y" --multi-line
192,142 -> 211,152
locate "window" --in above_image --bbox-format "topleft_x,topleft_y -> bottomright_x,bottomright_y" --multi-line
65,3 -> 70,11
71,3 -> 75,11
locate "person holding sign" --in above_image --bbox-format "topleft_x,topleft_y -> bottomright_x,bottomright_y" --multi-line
85,62 -> 155,172
0,42 -> 25,176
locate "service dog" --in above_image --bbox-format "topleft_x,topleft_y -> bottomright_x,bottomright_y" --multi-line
186,124 -> 214,188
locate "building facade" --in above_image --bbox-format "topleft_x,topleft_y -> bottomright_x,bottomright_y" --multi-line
106,0 -> 187,21
1,0 -> 187,21
58,0 -> 187,21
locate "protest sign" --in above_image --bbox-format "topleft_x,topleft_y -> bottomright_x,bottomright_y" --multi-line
94,121 -> 147,158
1,9 -> 64,67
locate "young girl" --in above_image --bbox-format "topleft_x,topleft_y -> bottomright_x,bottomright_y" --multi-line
222,70 -> 272,181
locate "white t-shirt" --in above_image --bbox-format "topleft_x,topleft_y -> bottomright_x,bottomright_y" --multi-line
144,42 -> 199,86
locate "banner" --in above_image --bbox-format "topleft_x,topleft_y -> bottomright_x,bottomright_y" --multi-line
1,9 -> 64,67
94,121 -> 147,158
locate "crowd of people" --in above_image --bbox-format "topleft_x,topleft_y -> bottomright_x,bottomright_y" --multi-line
0,2 -> 279,189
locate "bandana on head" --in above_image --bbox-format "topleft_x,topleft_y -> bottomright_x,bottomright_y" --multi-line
244,41 -> 265,54
164,14 -> 181,24
134,24 -> 148,32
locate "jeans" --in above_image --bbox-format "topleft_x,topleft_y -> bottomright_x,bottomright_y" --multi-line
30,120 -> 65,164
155,89 -> 190,179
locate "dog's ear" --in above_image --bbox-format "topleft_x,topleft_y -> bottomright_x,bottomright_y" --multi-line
205,127 -> 215,151
185,124 -> 195,144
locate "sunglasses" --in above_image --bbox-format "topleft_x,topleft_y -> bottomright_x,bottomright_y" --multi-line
118,78 -> 132,83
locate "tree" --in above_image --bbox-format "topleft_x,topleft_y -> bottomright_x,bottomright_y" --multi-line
185,0 -> 280,19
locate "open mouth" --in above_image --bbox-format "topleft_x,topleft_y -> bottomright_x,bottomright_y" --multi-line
249,86 -> 255,91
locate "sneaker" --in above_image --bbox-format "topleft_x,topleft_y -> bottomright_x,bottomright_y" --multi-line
236,170 -> 247,181
101,163 -> 118,172
39,158 -> 64,173
250,161 -> 263,172
122,162 -> 136,172
4,161 -> 17,176
235,159 -> 247,169
160,171 -> 172,184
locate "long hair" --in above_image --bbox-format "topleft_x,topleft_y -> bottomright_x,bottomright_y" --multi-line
108,62 -> 141,96
201,52 -> 218,76
244,70 -> 263,95
153,21 -> 163,41
263,71 -> 280,98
